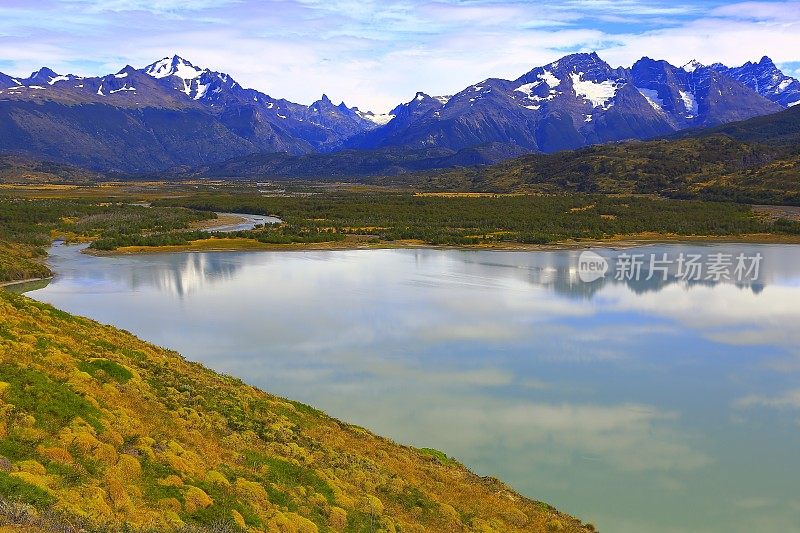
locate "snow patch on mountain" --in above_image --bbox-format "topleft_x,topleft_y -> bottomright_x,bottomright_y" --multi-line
682,60 -> 704,73
539,70 -> 560,88
570,73 -> 618,109
637,87 -> 663,110
514,82 -> 537,98
194,82 -> 210,100
679,90 -> 698,117
110,85 -> 136,94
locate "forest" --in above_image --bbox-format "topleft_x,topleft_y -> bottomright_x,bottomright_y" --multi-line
153,191 -> 800,247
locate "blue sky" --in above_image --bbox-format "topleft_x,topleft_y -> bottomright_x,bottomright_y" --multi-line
0,1 -> 798,112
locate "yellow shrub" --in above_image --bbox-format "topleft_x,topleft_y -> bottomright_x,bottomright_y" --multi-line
231,509 -> 247,529
69,486 -> 113,522
158,475 -> 184,487
205,470 -> 230,487
103,427 -> 125,448
328,506 -> 347,531
308,492 -> 327,507
37,445 -> 73,464
439,503 -> 460,523
234,478 -> 269,504
184,486 -> 213,514
331,487 -> 354,509
105,476 -> 131,511
92,442 -> 118,465
64,427 -> 101,454
504,508 -> 528,527
162,511 -> 184,530
267,511 -> 319,533
360,495 -> 383,516
11,471 -> 50,491
17,460 -> 46,476
115,454 -> 141,479
292,513 -> 318,533
160,444 -> 206,478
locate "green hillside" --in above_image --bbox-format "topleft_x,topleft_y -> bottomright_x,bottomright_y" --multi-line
0,290 -> 593,532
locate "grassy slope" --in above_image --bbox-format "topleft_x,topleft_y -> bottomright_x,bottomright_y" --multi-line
0,291 -> 592,533
0,243 -> 51,284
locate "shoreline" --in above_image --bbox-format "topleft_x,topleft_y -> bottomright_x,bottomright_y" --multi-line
0,276 -> 53,288
84,232 -> 800,257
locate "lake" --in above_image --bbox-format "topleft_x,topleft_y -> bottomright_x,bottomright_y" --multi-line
24,243 -> 800,533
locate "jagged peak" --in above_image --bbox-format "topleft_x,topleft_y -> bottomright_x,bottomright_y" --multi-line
116,65 -> 137,75
682,59 -> 705,73
759,55 -> 776,67
555,51 -> 605,66
144,55 -> 205,80
28,66 -> 59,80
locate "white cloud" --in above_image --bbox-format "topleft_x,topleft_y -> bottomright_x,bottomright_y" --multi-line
0,1 -> 797,113
735,389 -> 800,410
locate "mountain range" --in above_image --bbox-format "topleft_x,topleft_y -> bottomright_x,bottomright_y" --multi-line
0,53 -> 797,174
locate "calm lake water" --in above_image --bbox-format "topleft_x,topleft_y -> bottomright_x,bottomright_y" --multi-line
25,243 -> 800,533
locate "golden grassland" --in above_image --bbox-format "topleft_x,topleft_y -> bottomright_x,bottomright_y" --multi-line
0,291 -> 593,533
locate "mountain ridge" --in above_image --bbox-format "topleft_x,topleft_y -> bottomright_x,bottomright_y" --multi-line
0,53 -> 796,174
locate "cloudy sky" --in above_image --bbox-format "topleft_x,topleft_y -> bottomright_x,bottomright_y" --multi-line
0,0 -> 798,112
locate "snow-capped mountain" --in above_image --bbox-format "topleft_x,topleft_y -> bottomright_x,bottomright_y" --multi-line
630,57 -> 781,128
350,53 -> 681,152
350,52 -> 783,154
0,53 -> 793,173
143,56 -> 240,102
711,56 -> 800,108
0,55 -> 387,171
